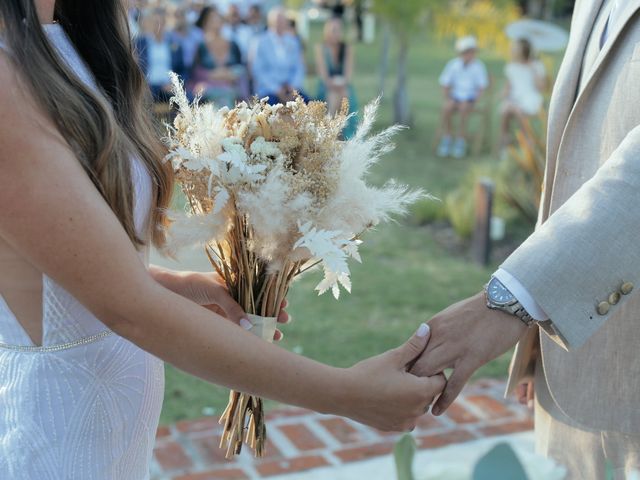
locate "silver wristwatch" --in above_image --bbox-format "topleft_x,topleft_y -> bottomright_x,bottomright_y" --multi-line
484,277 -> 535,327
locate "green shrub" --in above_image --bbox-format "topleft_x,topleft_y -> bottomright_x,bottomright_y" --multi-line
445,188 -> 475,239
411,198 -> 447,225
444,163 -> 521,241
496,115 -> 546,225
445,164 -> 496,240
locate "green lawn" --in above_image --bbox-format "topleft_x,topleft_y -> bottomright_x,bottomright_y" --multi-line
157,28 -> 535,425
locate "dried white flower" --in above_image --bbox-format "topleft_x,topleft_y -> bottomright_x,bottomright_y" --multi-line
166,79 -> 427,299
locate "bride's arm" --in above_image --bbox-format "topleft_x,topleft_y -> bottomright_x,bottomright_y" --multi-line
0,58 -> 442,431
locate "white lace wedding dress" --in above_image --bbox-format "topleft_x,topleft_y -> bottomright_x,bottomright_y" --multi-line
0,25 -> 165,479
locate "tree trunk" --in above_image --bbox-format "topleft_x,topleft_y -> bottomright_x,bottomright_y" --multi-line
394,37 -> 411,126
378,23 -> 391,96
355,0 -> 365,42
543,0 -> 557,20
525,0 -> 545,18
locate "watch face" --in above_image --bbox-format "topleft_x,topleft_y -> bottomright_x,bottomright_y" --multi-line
488,277 -> 515,306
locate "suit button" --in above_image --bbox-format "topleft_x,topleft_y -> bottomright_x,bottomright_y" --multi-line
621,282 -> 634,295
609,292 -> 621,305
597,301 -> 610,315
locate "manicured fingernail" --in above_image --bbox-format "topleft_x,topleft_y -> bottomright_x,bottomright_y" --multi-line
417,323 -> 430,338
240,318 -> 253,330
527,399 -> 534,410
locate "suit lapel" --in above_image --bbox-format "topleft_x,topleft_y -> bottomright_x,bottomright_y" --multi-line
573,0 -> 640,105
541,0 -> 604,221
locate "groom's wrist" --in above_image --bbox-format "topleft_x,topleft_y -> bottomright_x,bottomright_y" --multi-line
492,269 -> 549,321
484,277 -> 536,328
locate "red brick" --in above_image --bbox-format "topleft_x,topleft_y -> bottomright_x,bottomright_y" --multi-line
479,419 -> 534,437
262,438 -> 284,459
156,425 -> 171,439
472,379 -> 501,390
445,403 -> 480,424
417,429 -> 475,449
191,435 -> 229,465
256,455 -> 329,477
278,424 -> 326,451
466,395 -> 513,419
334,442 -> 395,462
154,441 -> 192,470
174,468 -> 249,480
176,417 -> 221,434
194,435 -> 283,464
266,407 -> 314,420
318,417 -> 364,444
375,430 -> 401,440
416,414 -> 444,431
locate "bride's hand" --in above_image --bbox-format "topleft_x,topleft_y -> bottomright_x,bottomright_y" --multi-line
150,268 -> 289,341
339,324 -> 446,432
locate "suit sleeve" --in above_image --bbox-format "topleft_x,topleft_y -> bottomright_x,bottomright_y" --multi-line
500,123 -> 640,350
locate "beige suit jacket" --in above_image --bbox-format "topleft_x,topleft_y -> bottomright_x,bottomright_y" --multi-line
504,0 -> 640,434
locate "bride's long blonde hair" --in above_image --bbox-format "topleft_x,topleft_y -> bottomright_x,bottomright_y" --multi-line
0,0 -> 174,247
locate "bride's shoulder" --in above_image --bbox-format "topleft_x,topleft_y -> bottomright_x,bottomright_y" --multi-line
0,58 -> 66,173
0,51 -> 26,102
0,51 -> 58,134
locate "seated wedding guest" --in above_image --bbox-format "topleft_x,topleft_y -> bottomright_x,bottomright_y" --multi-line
185,0 -> 206,25
211,0 -> 233,16
315,17 -> 358,138
436,36 -> 489,159
136,7 -> 186,103
223,4 -> 253,63
170,7 -> 205,76
188,7 -> 248,106
286,14 -> 305,52
252,7 -> 308,104
246,3 -> 267,35
498,38 -> 548,151
127,0 -> 143,38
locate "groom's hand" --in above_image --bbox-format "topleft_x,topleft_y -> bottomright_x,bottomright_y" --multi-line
411,292 -> 528,415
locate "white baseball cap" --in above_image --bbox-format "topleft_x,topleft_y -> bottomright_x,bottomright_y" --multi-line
456,36 -> 478,53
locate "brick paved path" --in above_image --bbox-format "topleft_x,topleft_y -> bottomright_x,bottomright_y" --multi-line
151,379 -> 533,480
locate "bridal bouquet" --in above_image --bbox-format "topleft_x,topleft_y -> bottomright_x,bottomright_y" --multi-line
164,73 -> 425,458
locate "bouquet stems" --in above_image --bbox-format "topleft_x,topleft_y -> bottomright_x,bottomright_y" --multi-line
218,314 -> 277,458
205,221 -> 298,458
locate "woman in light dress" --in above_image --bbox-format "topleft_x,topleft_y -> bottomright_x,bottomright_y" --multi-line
0,1 -> 444,478
498,38 -> 548,151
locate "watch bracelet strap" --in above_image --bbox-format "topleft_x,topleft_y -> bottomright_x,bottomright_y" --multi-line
513,304 -> 535,327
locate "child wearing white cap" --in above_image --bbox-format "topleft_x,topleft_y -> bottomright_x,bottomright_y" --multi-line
437,36 -> 489,158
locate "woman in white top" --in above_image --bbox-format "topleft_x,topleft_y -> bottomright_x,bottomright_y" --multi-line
499,38 -> 548,151
0,0 -> 444,478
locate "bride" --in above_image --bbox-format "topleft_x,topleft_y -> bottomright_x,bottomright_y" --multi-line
0,0 -> 445,478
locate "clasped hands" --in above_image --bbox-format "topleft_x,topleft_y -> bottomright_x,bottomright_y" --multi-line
152,266 -> 530,431
411,292 -> 529,415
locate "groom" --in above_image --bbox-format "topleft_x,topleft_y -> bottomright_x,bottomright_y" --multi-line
413,0 -> 640,477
